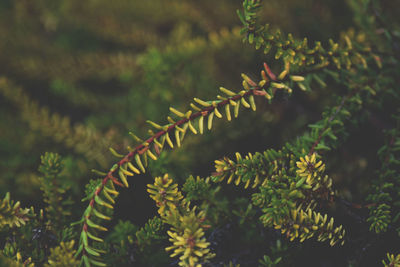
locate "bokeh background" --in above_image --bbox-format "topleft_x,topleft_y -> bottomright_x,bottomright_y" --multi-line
0,0 -> 354,215
1,0 -> 391,265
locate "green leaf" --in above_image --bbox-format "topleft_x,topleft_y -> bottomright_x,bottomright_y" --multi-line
315,143 -> 331,151
237,9 -> 246,25
81,231 -> 88,247
82,255 -> 91,267
87,231 -> 104,242
75,244 -> 84,257
309,123 -> 323,129
85,246 -> 101,257
89,258 -> 107,266
94,195 -> 113,209
296,177 -> 306,188
86,218 -> 107,231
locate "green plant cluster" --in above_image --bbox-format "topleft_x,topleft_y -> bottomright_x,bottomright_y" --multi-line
0,193 -> 33,229
366,114 -> 400,234
148,174 -> 215,267
0,0 -> 400,266
382,253 -> 400,267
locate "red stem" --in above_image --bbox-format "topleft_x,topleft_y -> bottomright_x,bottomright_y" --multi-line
80,88 -> 259,251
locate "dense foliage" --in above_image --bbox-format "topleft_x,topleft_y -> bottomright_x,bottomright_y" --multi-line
0,0 -> 399,266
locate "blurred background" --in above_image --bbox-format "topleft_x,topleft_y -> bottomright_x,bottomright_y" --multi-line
0,0 -> 367,241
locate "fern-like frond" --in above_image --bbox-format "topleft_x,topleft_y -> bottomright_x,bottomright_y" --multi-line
0,77 -> 116,167
38,152 -> 71,232
238,0 -> 377,71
